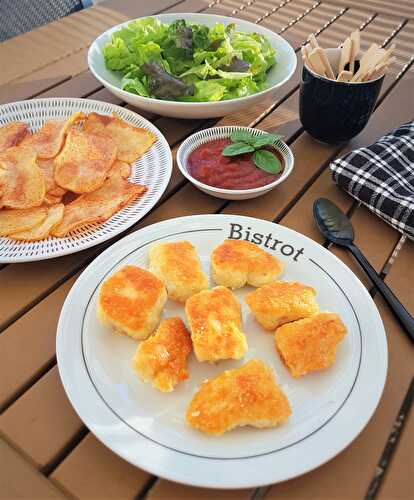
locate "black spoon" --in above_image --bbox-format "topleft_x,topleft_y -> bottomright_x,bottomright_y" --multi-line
313,198 -> 414,343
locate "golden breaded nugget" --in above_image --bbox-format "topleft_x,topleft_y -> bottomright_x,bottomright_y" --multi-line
0,146 -> 45,209
83,112 -> 156,163
54,128 -> 117,193
50,175 -> 146,237
149,241 -> 208,303
211,239 -> 284,289
275,312 -> 347,378
9,204 -> 64,241
21,112 -> 84,159
133,317 -> 192,392
245,281 -> 319,330
185,286 -> 247,363
97,265 -> 167,340
0,122 -> 28,152
0,206 -> 47,236
187,359 -> 291,435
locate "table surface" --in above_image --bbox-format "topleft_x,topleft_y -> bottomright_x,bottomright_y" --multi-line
0,0 -> 413,499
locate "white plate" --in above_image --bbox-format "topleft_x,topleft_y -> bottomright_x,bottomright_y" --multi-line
88,13 -> 297,119
56,214 -> 387,489
0,98 -> 172,263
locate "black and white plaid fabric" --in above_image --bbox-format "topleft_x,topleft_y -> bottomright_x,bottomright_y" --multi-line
331,121 -> 414,239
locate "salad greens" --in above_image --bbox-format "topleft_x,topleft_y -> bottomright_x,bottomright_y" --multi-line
222,130 -> 283,174
103,17 -> 276,102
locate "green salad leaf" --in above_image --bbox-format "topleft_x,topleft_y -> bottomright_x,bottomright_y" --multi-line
141,61 -> 194,100
103,38 -> 135,71
102,17 -> 276,102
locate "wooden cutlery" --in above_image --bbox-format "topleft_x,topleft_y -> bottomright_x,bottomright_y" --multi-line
301,30 -> 395,83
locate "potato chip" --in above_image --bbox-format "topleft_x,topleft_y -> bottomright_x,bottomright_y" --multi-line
0,146 -> 45,209
0,122 -> 28,153
107,160 -> 131,179
21,112 -> 84,159
36,158 -> 66,196
51,176 -> 147,237
54,128 -> 117,193
0,206 -> 47,236
10,204 -> 64,241
83,113 -> 156,162
44,193 -> 63,205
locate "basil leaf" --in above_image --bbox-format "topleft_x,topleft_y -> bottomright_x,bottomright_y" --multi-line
252,133 -> 283,148
230,130 -> 256,145
253,149 -> 282,174
222,142 -> 255,156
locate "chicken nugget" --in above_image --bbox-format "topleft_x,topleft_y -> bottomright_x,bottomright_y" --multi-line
97,265 -> 167,340
246,281 -> 319,330
149,240 -> 208,303
185,286 -> 247,362
275,312 -> 347,377
211,239 -> 284,289
187,359 -> 291,435
133,317 -> 192,392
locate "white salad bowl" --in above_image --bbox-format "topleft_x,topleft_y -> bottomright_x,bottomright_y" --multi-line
88,13 -> 297,119
176,126 -> 294,200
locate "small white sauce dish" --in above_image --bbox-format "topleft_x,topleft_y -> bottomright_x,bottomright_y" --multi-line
176,126 -> 294,200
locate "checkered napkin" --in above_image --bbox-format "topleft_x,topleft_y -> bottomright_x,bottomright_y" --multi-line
330,121 -> 414,239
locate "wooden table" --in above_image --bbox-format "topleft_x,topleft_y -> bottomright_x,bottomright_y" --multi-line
0,0 -> 413,498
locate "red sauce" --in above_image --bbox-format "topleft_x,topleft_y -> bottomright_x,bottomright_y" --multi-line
188,138 -> 284,190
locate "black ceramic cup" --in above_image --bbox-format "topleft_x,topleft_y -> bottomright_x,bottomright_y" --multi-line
299,48 -> 384,144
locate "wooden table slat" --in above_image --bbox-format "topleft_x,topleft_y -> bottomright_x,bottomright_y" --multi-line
50,433 -> 151,500
270,5 -> 349,47
0,276 -> 78,411
147,479 -> 254,500
323,0 -> 414,19
0,3 -> 131,85
40,70 -> 102,100
377,395 -> 413,500
0,366 -> 83,469
0,48 -> 90,105
0,435 -> 66,500
384,239 -> 414,314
